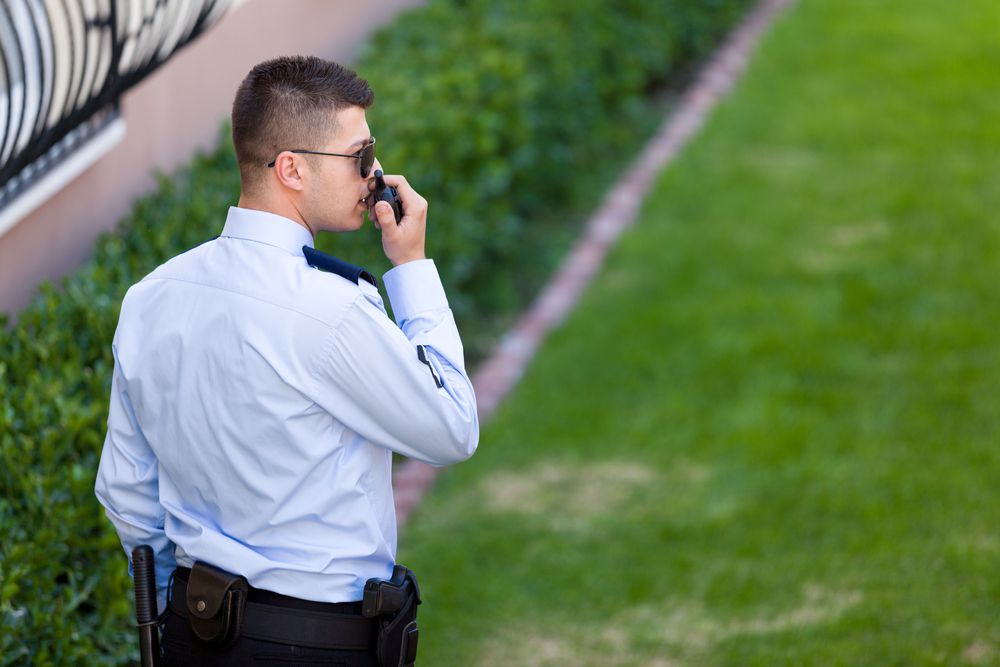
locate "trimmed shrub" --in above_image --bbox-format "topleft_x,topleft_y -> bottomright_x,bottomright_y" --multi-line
0,0 -> 749,662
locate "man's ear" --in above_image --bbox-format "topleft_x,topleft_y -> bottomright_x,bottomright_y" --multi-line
273,152 -> 306,192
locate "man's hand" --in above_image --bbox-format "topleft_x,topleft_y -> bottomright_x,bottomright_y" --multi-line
369,174 -> 427,266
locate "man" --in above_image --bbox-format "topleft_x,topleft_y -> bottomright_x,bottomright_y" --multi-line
95,56 -> 479,665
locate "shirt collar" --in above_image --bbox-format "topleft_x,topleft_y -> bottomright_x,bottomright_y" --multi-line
220,206 -> 315,256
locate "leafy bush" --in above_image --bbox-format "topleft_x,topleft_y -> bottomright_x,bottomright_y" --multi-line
0,0 -> 749,662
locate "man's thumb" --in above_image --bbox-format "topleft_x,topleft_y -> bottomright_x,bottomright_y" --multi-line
374,201 -> 395,227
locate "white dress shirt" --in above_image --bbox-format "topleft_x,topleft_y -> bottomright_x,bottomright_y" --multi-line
95,206 -> 479,609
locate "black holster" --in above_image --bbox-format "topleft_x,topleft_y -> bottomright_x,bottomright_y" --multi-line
363,565 -> 421,667
184,561 -> 248,649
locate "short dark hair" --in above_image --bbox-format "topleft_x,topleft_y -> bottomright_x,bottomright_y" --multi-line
231,56 -> 374,193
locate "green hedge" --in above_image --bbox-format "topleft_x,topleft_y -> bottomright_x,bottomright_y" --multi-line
0,0 -> 749,662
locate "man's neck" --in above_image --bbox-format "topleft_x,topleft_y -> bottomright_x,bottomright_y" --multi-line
237,195 -> 315,237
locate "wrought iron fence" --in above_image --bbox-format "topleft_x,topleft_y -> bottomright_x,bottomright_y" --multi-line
0,0 -> 233,208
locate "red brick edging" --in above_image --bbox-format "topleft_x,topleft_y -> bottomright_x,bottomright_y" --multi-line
393,0 -> 795,527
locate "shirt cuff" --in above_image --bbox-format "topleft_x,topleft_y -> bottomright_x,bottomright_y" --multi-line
383,259 -> 449,324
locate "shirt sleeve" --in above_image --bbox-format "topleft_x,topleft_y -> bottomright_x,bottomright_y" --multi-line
311,259 -> 479,466
94,346 -> 176,613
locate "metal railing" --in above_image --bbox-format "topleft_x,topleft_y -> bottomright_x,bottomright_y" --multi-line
0,0 -> 233,208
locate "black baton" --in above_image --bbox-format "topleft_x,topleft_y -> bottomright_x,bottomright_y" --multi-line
132,545 -> 161,667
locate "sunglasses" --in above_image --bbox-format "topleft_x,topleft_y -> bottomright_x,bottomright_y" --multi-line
266,138 -> 376,178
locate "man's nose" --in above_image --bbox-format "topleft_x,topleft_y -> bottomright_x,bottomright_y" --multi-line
370,157 -> 384,175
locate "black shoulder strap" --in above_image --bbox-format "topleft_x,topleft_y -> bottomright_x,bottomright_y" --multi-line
302,245 -> 378,287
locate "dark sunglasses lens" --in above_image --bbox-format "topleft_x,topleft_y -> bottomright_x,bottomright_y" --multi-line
360,142 -> 375,178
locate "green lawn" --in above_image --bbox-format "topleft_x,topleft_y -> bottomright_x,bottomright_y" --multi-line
396,0 -> 1000,664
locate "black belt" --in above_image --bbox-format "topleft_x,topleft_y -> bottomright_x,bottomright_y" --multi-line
169,568 -> 378,651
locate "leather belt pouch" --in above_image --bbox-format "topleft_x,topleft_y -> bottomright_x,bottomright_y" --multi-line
185,561 -> 248,649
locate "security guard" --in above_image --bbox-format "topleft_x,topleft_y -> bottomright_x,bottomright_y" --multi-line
95,56 -> 479,665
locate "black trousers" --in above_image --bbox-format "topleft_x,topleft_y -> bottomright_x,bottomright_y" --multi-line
161,571 -> 379,667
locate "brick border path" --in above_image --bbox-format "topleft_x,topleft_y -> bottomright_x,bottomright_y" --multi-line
393,0 -> 796,527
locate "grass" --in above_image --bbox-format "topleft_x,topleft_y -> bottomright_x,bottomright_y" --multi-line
394,0 -> 1000,664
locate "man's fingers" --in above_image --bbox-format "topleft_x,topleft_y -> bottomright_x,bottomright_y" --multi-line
375,173 -> 409,191
375,174 -> 427,217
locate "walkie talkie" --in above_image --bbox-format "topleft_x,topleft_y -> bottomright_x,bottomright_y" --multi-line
373,169 -> 403,224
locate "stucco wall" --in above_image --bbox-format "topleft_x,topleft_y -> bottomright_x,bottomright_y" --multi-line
0,0 -> 424,317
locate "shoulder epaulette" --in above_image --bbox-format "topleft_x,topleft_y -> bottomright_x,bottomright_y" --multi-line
302,245 -> 378,287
